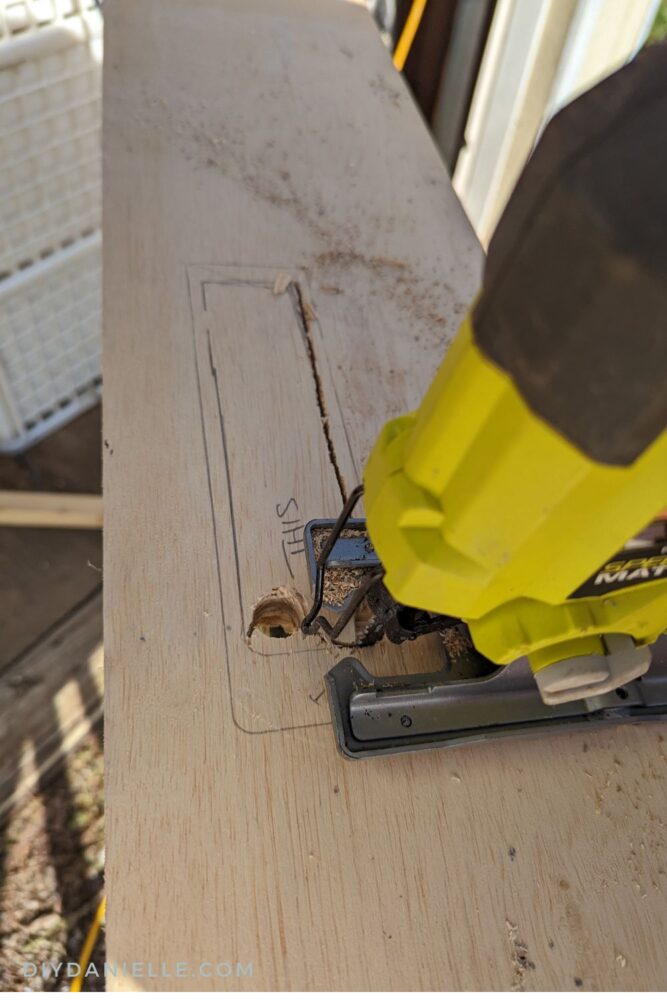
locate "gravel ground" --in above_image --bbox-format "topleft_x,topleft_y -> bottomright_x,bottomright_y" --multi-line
0,730 -> 105,992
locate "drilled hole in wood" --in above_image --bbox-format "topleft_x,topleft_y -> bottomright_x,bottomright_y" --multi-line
246,586 -> 310,643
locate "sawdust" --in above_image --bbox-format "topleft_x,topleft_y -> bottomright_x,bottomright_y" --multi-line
272,273 -> 317,329
311,525 -> 369,609
300,296 -> 317,327
247,586 -> 309,641
441,626 -> 472,657
506,919 -> 535,991
246,524 -> 374,644
273,272 -> 292,295
137,88 -> 475,361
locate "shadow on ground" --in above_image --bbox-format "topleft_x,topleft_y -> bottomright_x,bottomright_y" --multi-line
0,725 -> 105,991
0,407 -> 104,991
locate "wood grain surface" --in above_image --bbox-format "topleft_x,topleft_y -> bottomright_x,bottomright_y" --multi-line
103,0 -> 667,990
0,491 -> 102,529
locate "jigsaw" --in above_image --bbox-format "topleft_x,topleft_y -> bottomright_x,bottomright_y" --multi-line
300,42 -> 667,757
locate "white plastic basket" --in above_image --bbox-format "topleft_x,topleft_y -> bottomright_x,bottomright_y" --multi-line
0,0 -> 102,452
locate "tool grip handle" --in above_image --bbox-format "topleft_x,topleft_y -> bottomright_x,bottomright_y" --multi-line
474,41 -> 667,466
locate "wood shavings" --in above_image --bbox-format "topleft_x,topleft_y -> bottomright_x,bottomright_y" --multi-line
373,254 -> 407,269
311,525 -> 368,608
442,627 -> 472,657
300,296 -> 317,326
273,272 -> 293,295
506,919 -> 535,991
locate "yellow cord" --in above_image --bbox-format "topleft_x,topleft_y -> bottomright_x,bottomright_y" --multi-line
393,0 -> 428,71
70,895 -> 106,993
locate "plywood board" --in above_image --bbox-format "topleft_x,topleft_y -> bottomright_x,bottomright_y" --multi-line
104,0 -> 667,990
188,264 -> 442,736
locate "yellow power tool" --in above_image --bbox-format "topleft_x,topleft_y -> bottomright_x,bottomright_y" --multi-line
300,42 -> 667,757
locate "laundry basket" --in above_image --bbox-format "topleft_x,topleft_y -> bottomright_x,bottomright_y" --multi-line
0,0 -> 102,453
